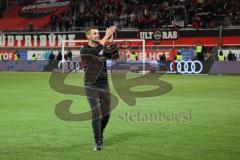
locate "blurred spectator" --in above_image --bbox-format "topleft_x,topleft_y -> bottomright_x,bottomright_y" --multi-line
227,50 -> 237,61
3,0 -> 240,31
58,15 -> 63,32
0,0 -> 7,18
175,51 -> 183,61
192,15 -> 201,29
218,50 -> 226,61
35,0 -> 240,30
57,52 -> 62,61
196,42 -> 204,61
49,51 -> 55,61
14,52 -> 20,61
67,50 -> 73,61
159,53 -> 166,61
31,54 -> 37,61
28,23 -> 34,32
64,13 -> 73,31
204,47 -> 214,61
130,51 -> 138,60
0,52 -> 3,61
50,14 -> 58,32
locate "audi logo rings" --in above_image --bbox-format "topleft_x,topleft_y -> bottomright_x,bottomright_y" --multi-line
58,60 -> 80,70
170,60 -> 203,74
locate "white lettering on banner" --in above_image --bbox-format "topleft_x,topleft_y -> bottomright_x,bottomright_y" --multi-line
149,52 -> 156,60
173,31 -> 178,39
58,35 -> 67,47
162,31 -> 178,40
139,30 -> 178,40
122,51 -> 173,60
25,35 -> 32,47
0,34 -> 6,47
40,35 -> 47,47
68,34 -> 76,47
33,35 -> 38,47
3,53 -> 8,60
127,51 -> 172,60
3,53 -> 11,60
162,32 -> 168,40
15,35 -> 23,47
140,32 -> 153,40
48,34 -> 56,47
8,36 -> 14,47
0,33 -> 76,47
2,51 -> 15,60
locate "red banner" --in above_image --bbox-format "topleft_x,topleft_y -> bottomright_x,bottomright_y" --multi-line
1,50 -> 15,60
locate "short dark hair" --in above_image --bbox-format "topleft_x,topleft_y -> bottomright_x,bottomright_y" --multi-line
85,26 -> 98,36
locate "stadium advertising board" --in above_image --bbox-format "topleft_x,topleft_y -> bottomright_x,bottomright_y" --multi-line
1,50 -> 81,60
210,61 -> 240,74
1,60 -> 240,74
27,50 -> 50,60
170,60 -> 203,74
1,49 -> 175,61
139,30 -> 179,40
24,50 -> 176,61
0,61 -> 52,71
1,50 -> 15,60
0,33 -> 76,48
0,31 -> 178,48
119,50 -> 177,61
26,50 -> 81,60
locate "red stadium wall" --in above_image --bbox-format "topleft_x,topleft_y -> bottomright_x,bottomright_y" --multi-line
0,35 -> 240,48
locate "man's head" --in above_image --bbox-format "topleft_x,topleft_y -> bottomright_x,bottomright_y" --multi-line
85,26 -> 100,43
219,50 -> 223,56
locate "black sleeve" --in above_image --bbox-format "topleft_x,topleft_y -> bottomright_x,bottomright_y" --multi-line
103,50 -> 119,60
102,44 -> 119,59
81,44 -> 104,56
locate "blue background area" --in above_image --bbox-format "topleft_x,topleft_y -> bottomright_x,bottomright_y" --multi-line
18,50 -> 27,60
180,50 -> 194,60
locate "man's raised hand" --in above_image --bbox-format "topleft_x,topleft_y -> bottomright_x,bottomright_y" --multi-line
105,26 -> 116,39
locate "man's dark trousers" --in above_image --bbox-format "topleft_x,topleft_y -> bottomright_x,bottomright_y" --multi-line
84,83 -> 111,143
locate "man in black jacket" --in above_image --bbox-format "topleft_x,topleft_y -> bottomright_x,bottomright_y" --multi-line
227,51 -> 237,61
80,26 -> 118,151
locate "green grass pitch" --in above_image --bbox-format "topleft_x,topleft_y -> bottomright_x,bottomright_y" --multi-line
0,72 -> 240,160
